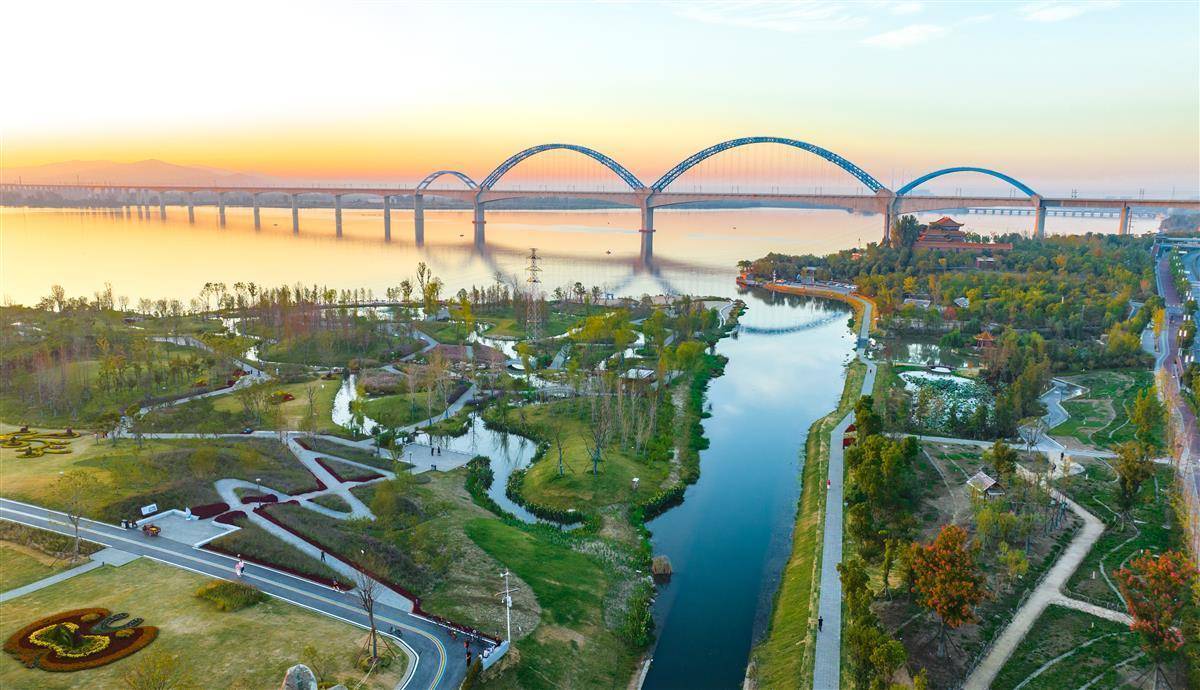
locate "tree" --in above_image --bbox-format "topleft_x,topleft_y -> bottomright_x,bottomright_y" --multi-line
890,215 -> 921,249
984,439 -> 1018,479
1114,441 -> 1153,522
1115,550 -> 1196,689
301,643 -> 338,686
910,524 -> 989,657
352,555 -> 390,667
51,470 -> 98,563
854,395 -> 883,437
1130,386 -> 1164,444
121,650 -> 195,690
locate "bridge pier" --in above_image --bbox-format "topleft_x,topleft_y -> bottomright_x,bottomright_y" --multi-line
252,194 -> 261,229
1118,204 -> 1131,235
414,194 -> 425,245
882,206 -> 895,246
136,192 -> 144,219
1031,195 -> 1045,239
640,204 -> 654,260
158,194 -> 166,220
382,195 -> 391,241
291,195 -> 299,234
186,193 -> 195,223
473,202 -> 485,245
218,193 -> 226,226
334,194 -> 343,237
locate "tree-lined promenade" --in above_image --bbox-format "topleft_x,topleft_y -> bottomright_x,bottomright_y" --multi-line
747,227 -> 1198,690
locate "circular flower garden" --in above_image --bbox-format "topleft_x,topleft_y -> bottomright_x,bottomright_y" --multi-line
4,608 -> 157,671
0,428 -> 78,458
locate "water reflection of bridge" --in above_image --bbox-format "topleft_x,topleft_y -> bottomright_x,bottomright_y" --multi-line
8,136 -> 1196,256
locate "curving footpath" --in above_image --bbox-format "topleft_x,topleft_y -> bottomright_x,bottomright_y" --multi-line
0,498 -> 471,689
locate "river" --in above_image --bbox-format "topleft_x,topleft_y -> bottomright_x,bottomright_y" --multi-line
0,204 -> 1156,687
642,289 -> 856,689
0,206 -> 1153,307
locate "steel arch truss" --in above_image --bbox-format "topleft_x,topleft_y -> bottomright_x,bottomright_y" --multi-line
896,167 -> 1038,197
480,144 -> 644,190
416,170 -> 478,191
651,137 -> 886,193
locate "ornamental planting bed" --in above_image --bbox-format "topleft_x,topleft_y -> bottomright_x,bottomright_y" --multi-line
3,608 -> 157,672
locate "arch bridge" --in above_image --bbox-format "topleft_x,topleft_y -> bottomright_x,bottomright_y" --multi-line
5,138 -> 1196,255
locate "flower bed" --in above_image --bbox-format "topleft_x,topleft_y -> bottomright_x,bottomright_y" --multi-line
314,457 -> 383,484
253,502 -> 499,644
4,608 -> 157,672
237,494 -> 279,505
189,501 -> 230,519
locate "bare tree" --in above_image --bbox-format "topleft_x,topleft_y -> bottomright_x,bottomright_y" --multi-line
582,375 -> 615,476
353,558 -> 384,665
51,470 -> 97,563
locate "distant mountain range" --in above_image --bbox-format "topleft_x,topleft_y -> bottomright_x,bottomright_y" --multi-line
0,159 -> 278,186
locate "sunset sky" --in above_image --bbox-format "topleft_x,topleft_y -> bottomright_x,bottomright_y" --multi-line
3,1 -> 1198,196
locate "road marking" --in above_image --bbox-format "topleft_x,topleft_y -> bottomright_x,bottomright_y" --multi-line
0,502 -> 447,689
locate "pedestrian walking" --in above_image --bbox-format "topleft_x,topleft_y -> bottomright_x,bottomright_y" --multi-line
320,550 -> 326,562
826,479 -> 830,489
235,557 -> 246,578
818,616 -> 823,632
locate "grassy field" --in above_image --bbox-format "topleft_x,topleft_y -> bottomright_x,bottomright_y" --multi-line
362,390 -> 442,428
500,402 -> 670,511
144,377 -> 340,434
1062,460 -> 1177,607
311,493 -> 353,511
0,340 -> 232,426
1053,369 -> 1162,450
0,558 -> 405,689
301,437 -> 398,471
991,605 -> 1153,690
205,514 -> 349,587
0,436 -> 318,523
464,518 -> 638,689
0,542 -> 77,593
749,360 -> 864,688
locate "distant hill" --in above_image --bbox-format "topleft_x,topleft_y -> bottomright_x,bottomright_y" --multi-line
0,159 -> 278,186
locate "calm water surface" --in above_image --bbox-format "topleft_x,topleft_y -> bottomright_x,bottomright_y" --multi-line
0,206 -> 1151,305
0,205 -> 1153,685
643,291 -> 855,689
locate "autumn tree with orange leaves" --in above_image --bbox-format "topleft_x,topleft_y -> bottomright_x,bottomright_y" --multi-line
1115,550 -> 1196,689
910,524 -> 989,658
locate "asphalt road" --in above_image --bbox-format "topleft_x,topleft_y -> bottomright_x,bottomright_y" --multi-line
0,498 -> 474,689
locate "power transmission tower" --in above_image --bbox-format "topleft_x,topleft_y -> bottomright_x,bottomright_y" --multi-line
525,248 -> 544,341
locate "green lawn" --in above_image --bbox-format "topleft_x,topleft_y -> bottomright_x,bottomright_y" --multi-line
464,518 -> 638,689
0,558 -> 405,689
0,436 -> 318,523
1062,461 -> 1178,607
991,605 -> 1150,690
0,543 -> 76,593
205,514 -> 350,587
362,390 -> 443,427
500,402 -> 670,510
143,377 -> 340,434
1054,369 -> 1162,450
0,340 -> 231,426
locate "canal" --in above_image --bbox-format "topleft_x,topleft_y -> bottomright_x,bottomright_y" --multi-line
643,289 -> 856,689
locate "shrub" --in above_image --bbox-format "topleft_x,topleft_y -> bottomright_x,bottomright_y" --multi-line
194,580 -> 267,612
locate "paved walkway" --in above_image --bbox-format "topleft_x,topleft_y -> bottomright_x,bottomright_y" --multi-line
0,547 -> 138,602
0,498 -> 478,690
963,469 -> 1126,689
813,295 -> 875,690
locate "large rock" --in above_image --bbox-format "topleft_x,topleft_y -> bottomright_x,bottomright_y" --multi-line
280,664 -> 317,690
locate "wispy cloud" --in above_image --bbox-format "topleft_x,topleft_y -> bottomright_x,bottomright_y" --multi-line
1019,1 -> 1119,22
889,2 -> 924,16
674,1 -> 872,34
861,23 -> 946,47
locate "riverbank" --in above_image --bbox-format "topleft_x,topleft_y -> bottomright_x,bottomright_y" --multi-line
747,359 -> 865,688
746,291 -> 874,689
